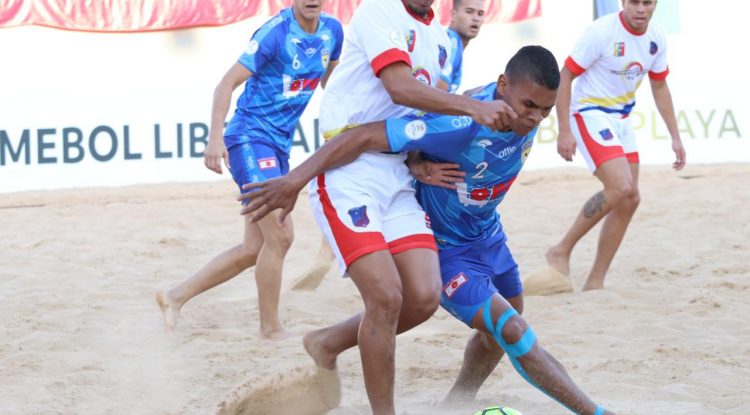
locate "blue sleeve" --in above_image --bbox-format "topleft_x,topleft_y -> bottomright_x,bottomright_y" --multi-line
238,24 -> 279,73
385,113 -> 480,157
331,21 -> 344,61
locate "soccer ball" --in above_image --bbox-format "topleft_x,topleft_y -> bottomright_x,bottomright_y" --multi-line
472,406 -> 523,415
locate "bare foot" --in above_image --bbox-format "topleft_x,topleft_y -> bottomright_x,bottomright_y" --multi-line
155,289 -> 180,331
582,278 -> 604,291
261,326 -> 295,341
545,245 -> 571,277
303,329 -> 337,370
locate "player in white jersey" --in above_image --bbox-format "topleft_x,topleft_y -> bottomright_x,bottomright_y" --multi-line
546,0 -> 686,291
298,0 -> 515,413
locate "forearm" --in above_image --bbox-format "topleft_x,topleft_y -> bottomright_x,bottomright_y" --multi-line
555,71 -> 574,133
284,123 -> 389,187
653,84 -> 680,140
209,83 -> 234,141
388,77 -> 482,116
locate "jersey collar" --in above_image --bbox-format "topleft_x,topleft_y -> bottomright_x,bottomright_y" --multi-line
401,1 -> 435,25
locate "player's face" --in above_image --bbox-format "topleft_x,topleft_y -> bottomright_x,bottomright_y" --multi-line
498,75 -> 557,136
621,0 -> 656,33
294,0 -> 325,22
404,0 -> 435,18
451,0 -> 485,40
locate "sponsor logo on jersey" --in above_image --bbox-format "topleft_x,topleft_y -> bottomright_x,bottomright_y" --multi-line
282,75 -> 321,98
347,205 -> 370,228
451,116 -> 472,129
599,128 -> 614,141
321,34 -> 330,41
649,41 -> 658,55
412,66 -> 432,85
457,176 -> 517,207
304,47 -> 317,58
444,272 -> 468,298
612,61 -> 644,81
406,30 -> 416,52
613,42 -> 625,57
246,40 -> 259,55
438,44 -> 447,68
258,157 -> 277,170
291,37 -> 302,44
495,145 -> 518,160
404,119 -> 427,140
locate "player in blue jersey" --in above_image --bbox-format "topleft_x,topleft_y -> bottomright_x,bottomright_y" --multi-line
239,46 -> 616,415
437,0 -> 486,93
156,0 -> 343,340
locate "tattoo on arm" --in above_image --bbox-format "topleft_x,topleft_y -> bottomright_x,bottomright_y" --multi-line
583,191 -> 606,219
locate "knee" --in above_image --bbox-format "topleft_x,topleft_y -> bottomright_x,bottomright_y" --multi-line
237,243 -> 261,267
265,228 -> 294,254
625,189 -> 641,210
405,286 -> 441,321
608,181 -> 634,203
499,315 -> 529,346
364,287 -> 403,323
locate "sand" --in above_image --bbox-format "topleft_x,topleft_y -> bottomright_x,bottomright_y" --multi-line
1,163 -> 749,414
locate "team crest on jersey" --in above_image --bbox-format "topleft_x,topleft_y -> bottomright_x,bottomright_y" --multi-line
321,49 -> 331,68
404,119 -> 427,140
599,128 -> 614,141
613,42 -> 625,57
521,140 -> 533,163
619,61 -> 644,81
412,66 -> 432,85
444,272 -> 468,298
246,40 -> 259,55
406,30 -> 416,52
649,41 -> 658,55
438,45 -> 447,68
348,205 -> 370,228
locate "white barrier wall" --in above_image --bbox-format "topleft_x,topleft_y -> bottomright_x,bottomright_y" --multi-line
0,0 -> 746,193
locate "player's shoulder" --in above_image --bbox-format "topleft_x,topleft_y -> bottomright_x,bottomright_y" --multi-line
646,20 -> 668,42
319,12 -> 344,30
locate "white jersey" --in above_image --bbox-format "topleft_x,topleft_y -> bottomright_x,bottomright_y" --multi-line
319,0 -> 450,134
565,12 -> 669,117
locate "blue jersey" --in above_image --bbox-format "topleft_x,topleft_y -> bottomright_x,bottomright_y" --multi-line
224,8 -> 343,154
385,83 -> 536,249
439,28 -> 464,93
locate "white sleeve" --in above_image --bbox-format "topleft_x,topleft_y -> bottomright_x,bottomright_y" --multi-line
349,0 -> 412,76
566,24 -> 606,75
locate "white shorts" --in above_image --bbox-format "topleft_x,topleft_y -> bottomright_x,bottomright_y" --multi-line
309,152 -> 437,274
571,111 -> 640,173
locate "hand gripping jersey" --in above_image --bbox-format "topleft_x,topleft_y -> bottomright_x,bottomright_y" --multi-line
385,83 -> 536,248
224,8 -> 343,153
440,28 -> 464,93
319,0 -> 450,134
566,12 -> 669,118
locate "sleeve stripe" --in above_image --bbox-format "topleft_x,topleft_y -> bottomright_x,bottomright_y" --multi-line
648,67 -> 670,81
565,56 -> 586,76
371,48 -> 412,77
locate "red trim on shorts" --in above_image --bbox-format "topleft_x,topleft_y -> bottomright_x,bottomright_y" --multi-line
648,67 -> 669,80
388,234 -> 437,256
573,113 -> 626,169
316,174 -> 388,267
371,48 -> 412,77
565,56 -> 586,76
626,152 -> 640,164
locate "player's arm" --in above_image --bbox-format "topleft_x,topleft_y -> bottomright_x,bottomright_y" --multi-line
378,63 -> 516,130
650,78 -> 685,170
555,66 -> 578,161
205,63 -> 252,174
238,123 -> 390,222
407,151 -> 465,189
321,60 -> 340,89
436,79 -> 451,91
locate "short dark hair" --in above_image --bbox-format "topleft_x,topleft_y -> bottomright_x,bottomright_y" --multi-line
505,45 -> 560,89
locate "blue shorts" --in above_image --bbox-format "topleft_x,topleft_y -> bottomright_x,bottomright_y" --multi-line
439,235 -> 523,327
227,140 -> 289,202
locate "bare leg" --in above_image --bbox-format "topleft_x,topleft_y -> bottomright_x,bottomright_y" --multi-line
289,236 -> 336,290
443,295 -> 524,406
546,157 -> 634,279
470,295 -> 614,415
254,210 -> 295,340
583,164 -> 640,290
303,248 -> 440,415
156,218 -> 263,331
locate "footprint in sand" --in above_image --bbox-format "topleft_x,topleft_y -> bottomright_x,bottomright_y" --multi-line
215,366 -> 341,415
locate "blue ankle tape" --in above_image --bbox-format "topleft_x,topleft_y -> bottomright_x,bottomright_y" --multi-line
594,405 -> 605,415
